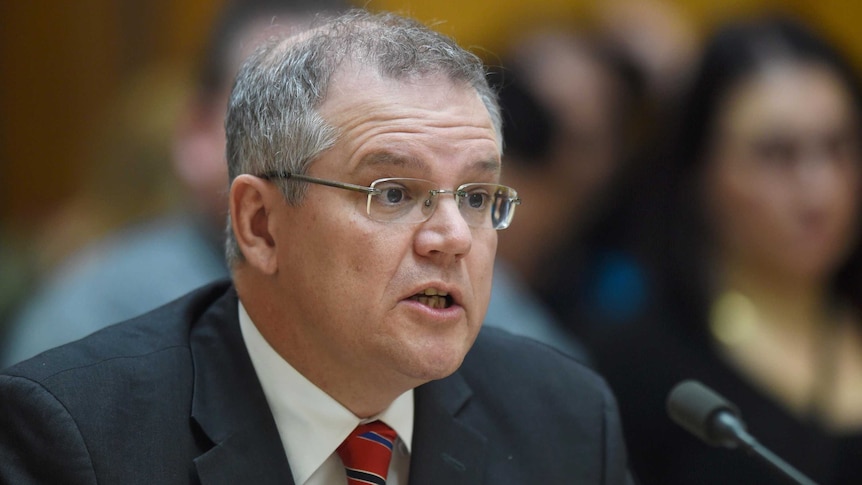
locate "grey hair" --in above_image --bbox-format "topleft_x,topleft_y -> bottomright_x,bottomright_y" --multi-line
223,9 -> 503,265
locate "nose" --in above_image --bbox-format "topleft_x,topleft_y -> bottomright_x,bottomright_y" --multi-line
413,194 -> 472,263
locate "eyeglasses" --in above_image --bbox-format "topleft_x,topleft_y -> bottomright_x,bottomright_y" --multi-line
259,171 -> 521,230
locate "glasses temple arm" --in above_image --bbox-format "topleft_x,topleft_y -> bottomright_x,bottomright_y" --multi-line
259,171 -> 378,195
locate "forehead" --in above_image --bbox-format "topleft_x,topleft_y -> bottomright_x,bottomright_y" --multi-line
317,63 -> 501,175
321,62 -> 490,121
719,62 -> 855,132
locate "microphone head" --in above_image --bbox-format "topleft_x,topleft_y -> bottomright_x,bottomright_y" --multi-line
666,380 -> 743,447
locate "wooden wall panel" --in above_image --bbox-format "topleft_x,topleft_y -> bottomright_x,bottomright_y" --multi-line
0,0 -> 223,232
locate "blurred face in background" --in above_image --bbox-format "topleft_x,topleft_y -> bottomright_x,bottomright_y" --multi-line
498,34 -> 624,278
173,15 -> 319,232
703,61 -> 862,282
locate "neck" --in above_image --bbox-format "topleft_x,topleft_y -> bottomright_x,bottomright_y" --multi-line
709,255 -> 862,428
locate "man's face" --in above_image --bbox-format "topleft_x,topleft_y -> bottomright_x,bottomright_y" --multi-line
271,65 -> 500,392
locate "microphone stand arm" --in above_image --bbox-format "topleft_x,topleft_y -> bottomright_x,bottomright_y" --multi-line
713,412 -> 819,485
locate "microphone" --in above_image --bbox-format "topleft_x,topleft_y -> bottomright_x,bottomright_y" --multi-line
666,380 -> 819,485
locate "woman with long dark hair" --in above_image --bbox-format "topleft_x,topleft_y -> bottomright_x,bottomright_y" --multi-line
592,15 -> 862,484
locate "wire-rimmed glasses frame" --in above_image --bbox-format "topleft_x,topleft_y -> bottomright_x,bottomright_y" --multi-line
258,171 -> 521,230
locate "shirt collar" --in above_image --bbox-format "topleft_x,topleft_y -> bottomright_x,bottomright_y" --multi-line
238,301 -> 414,484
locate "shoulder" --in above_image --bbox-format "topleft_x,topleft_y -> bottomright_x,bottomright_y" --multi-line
2,280 -> 233,384
426,327 -> 632,483
468,326 -> 603,383
0,281 -> 234,483
39,216 -> 223,291
1,217 -> 228,365
462,326 -> 616,414
0,281 -> 234,481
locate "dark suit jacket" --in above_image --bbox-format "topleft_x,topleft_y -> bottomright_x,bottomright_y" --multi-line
0,281 -> 633,484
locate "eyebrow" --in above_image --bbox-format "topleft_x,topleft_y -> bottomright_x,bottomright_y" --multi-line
359,151 -> 426,170
356,150 -> 501,175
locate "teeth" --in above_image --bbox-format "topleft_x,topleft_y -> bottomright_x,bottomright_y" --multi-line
411,288 -> 451,308
417,295 -> 447,309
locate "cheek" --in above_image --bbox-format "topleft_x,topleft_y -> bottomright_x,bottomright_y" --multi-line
338,221 -> 412,298
833,171 -> 862,227
822,175 -> 862,260
706,167 -> 788,250
480,234 -> 498,278
284,207 -> 372,291
469,233 -> 498,301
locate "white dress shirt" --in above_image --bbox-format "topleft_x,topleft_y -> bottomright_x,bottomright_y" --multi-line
239,302 -> 413,484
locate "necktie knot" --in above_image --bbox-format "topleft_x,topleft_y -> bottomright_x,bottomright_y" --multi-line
337,420 -> 397,485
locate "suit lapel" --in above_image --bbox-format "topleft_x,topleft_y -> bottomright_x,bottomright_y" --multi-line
409,371 -> 488,485
188,287 -> 294,485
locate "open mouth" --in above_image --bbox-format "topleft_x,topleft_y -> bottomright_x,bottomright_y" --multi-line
409,288 -> 453,309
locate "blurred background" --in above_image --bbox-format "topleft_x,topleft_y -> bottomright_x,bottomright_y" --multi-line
5,0 -> 862,241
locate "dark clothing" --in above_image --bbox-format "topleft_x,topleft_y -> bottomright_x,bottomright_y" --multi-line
591,318 -> 862,485
0,281 -> 633,484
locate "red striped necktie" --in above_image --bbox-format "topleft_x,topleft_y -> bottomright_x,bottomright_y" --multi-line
337,420 -> 398,485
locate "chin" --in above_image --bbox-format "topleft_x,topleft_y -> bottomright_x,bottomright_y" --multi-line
401,342 -> 470,383
386,322 -> 479,383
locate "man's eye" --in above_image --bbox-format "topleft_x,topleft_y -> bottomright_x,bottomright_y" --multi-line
465,192 -> 489,209
383,187 -> 408,204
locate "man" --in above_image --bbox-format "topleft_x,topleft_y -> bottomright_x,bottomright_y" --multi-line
0,10 -> 633,484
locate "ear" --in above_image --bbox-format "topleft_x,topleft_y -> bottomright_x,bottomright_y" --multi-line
229,174 -> 280,274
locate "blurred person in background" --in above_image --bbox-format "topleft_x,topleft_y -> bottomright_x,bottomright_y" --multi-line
535,0 -> 702,338
0,228 -> 37,345
0,0 -> 347,368
593,0 -> 697,118
27,66 -> 190,274
485,25 -> 651,354
591,15 -> 862,484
